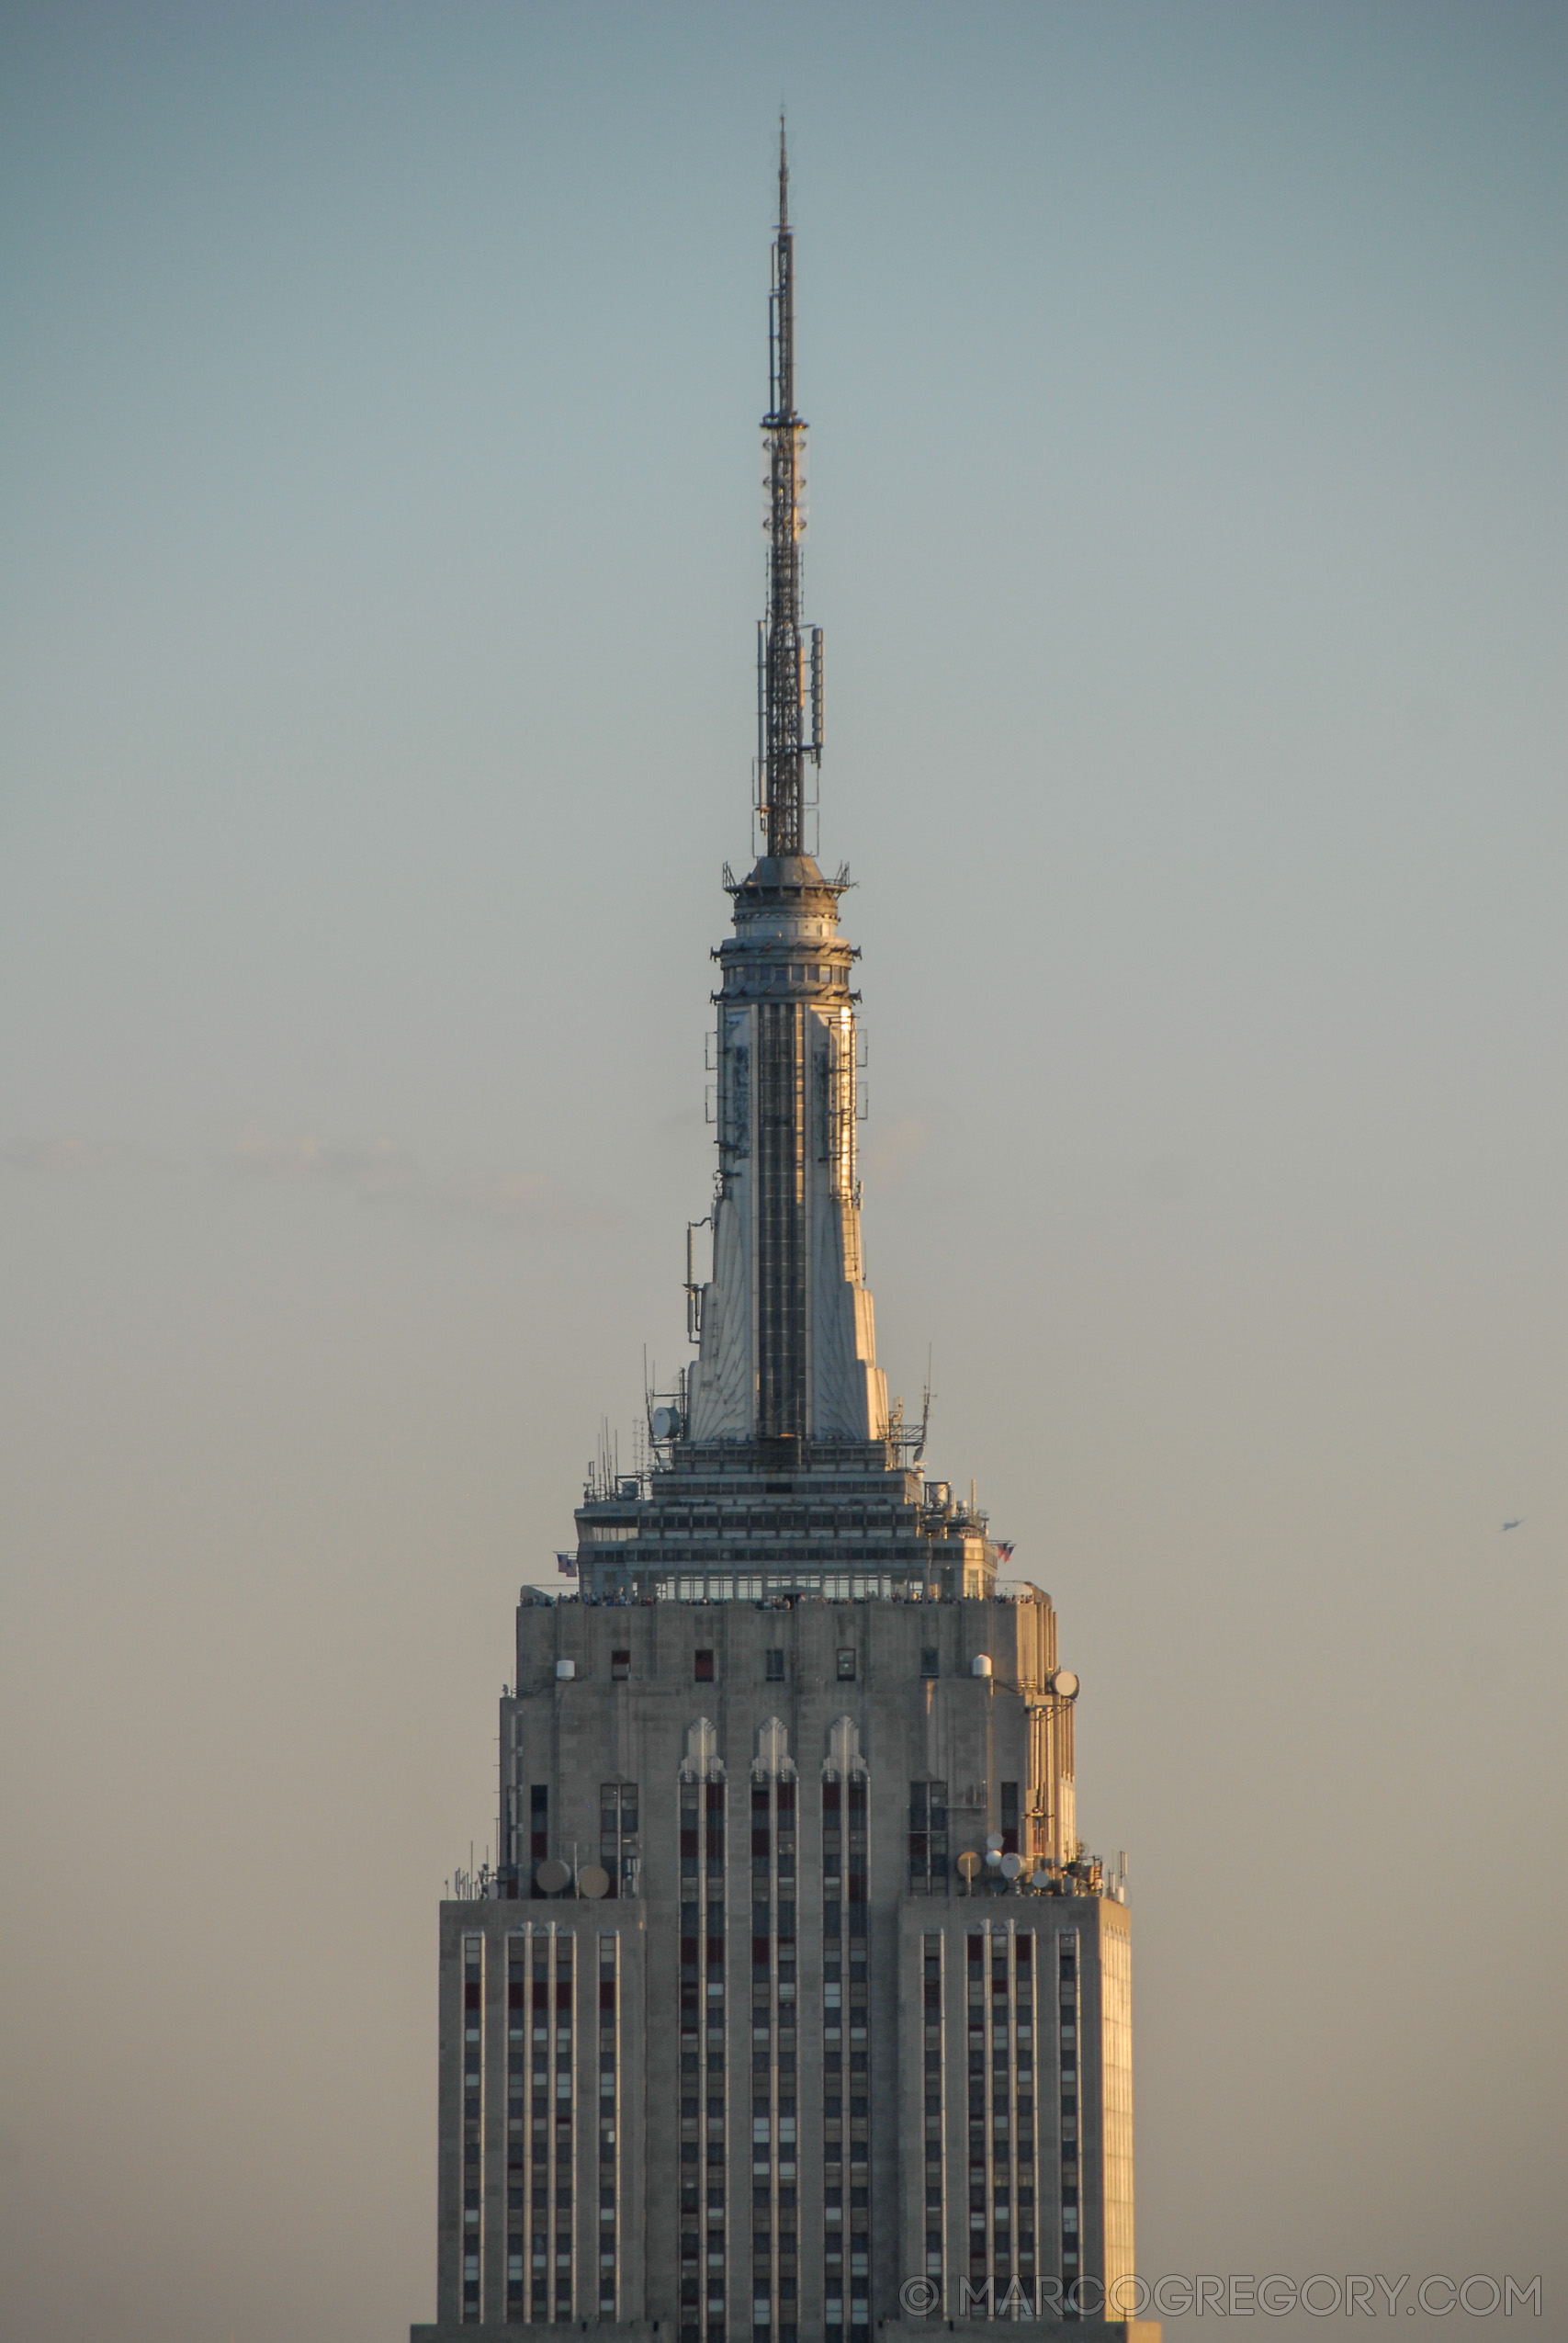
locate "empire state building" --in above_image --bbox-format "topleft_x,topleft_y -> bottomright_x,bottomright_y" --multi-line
411,136 -> 1152,2343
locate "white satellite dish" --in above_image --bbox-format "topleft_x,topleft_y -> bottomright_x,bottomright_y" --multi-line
986,1831 -> 1004,1852
650,1405 -> 682,1441
1030,1865 -> 1053,1891
577,1863 -> 611,1900
1051,1669 -> 1079,1700
999,1851 -> 1023,1880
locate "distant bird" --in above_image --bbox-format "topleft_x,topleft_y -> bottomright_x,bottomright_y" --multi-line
1502,1519 -> 1524,1531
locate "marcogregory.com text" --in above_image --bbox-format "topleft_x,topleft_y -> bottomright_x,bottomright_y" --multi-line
896,2272 -> 1542,2318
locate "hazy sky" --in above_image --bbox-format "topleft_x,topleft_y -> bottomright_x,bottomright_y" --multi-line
1,6 -> 1563,2339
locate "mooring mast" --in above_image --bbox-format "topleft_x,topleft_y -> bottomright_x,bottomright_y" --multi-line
758,122 -> 823,858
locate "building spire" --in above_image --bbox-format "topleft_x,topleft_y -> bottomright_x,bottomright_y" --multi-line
758,121 -> 822,859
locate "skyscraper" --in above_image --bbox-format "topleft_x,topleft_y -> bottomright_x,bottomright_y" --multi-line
412,136 -> 1152,2343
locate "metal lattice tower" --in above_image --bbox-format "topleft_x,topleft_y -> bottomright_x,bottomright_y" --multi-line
758,121 -> 823,858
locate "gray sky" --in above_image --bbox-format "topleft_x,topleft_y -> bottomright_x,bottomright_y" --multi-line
1,5 -> 1563,2338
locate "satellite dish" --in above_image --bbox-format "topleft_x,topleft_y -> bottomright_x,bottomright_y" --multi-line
577,1863 -> 611,1900
1051,1670 -> 1079,1701
956,1851 -> 982,1881
985,1848 -> 1002,1868
1030,1865 -> 1053,1891
986,1831 -> 1005,1852
650,1405 -> 682,1441
1000,1851 -> 1023,1880
535,1857 -> 571,1895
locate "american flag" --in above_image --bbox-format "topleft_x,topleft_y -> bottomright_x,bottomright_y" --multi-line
995,1540 -> 1014,1563
556,1552 -> 578,1577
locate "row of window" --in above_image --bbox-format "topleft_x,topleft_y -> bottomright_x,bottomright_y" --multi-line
461,1906 -> 1090,2325
506,1933 -> 578,2328
461,1936 -> 486,2324
922,1934 -> 947,2288
596,1940 -> 620,2316
520,1771 -> 1020,1903
719,960 -> 848,988
461,1933 -> 579,2326
909,1780 -> 951,1890
1056,1936 -> 1082,2281
822,1768 -> 871,2343
600,1782 -> 640,1897
750,1763 -> 799,2343
940,1929 -> 1090,2298
598,1506 -> 907,1535
692,1647 -> 866,1681
678,1772 -> 728,2343
457,1929 -> 626,2328
595,1643 -> 957,1679
962,1933 -> 1033,2296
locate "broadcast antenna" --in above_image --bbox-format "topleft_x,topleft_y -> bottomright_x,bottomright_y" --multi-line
757,118 -> 823,857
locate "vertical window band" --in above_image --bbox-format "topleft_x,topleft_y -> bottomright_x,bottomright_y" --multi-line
680,1750 -> 728,2343
461,1933 -> 484,2325
598,1934 -> 619,2316
922,1931 -> 945,2310
1056,1930 -> 1081,2289
505,1932 -> 527,2323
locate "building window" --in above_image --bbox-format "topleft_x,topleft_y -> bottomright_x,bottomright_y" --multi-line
1000,1782 -> 1019,1856
529,1784 -> 548,1862
600,1783 -> 640,1897
766,1648 -> 785,1681
836,1649 -> 856,1681
908,1783 -> 929,1881
695,1649 -> 716,1682
920,1647 -> 939,1679
611,1648 -> 630,1681
906,1780 -> 949,1891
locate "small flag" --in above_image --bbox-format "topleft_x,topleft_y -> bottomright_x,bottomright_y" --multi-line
995,1540 -> 1014,1563
557,1552 -> 578,1577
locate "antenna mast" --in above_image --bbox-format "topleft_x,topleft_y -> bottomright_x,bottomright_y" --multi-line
758,119 -> 823,858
